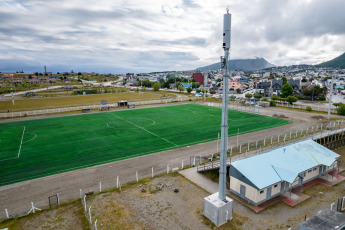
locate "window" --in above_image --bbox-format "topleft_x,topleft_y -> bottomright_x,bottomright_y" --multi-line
308,170 -> 312,173
274,184 -> 278,188
313,168 -> 317,171
260,190 -> 264,194
304,172 -> 306,177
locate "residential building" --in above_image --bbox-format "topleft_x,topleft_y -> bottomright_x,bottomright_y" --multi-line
192,73 -> 205,85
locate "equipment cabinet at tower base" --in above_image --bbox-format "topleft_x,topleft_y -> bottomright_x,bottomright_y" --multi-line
203,192 -> 233,227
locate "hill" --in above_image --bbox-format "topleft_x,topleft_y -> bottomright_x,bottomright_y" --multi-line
196,57 -> 275,72
316,52 -> 345,68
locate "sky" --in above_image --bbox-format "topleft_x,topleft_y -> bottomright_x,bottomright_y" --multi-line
0,0 -> 345,74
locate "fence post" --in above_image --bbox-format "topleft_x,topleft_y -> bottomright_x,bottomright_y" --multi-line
263,138 -> 265,146
271,137 -> 273,145
167,164 -> 169,174
116,176 -> 119,188
99,182 -> 102,192
95,219 -> 98,230
57,193 -> 60,206
5,209 -> 9,219
89,206 -> 92,224
136,171 -> 139,182
152,167 -> 154,177
248,143 -> 249,151
278,135 -> 280,143
331,202 -> 335,210
83,196 -> 87,212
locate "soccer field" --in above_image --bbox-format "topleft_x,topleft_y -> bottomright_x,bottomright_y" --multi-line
0,104 -> 290,185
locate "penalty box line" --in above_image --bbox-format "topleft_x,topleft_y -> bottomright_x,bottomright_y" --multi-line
108,113 -> 177,146
17,126 -> 26,158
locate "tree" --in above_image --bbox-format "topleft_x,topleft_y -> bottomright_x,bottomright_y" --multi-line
163,81 -> 170,89
153,82 -> 161,91
210,90 -> 216,94
281,83 -> 293,97
282,77 -> 287,85
301,78 -> 307,82
286,96 -> 298,105
78,72 -> 82,75
245,94 -> 252,98
192,82 -> 200,89
186,87 -> 192,93
178,85 -> 184,92
196,89 -> 201,93
236,88 -> 241,94
333,102 -> 343,108
337,104 -> 345,115
301,85 -> 324,98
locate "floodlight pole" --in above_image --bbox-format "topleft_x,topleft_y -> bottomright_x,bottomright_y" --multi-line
219,10 -> 231,202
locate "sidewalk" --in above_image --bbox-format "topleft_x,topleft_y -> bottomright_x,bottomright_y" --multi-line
179,167 -> 218,194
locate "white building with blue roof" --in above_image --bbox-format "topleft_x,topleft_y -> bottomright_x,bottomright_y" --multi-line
229,139 -> 340,206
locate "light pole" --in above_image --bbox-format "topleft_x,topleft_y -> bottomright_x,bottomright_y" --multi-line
328,73 -> 334,119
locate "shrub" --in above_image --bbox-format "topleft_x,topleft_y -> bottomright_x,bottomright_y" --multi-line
261,98 -> 269,102
319,96 -> 326,101
245,93 -> 252,98
269,100 -> 276,106
286,96 -> 298,105
306,106 -> 312,111
337,104 -> 345,115
210,90 -> 216,94
254,94 -> 262,99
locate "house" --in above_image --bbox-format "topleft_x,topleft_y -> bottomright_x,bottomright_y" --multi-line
229,139 -> 339,206
192,73 -> 205,85
227,81 -> 243,91
288,79 -> 301,91
271,79 -> 283,92
256,81 -> 272,96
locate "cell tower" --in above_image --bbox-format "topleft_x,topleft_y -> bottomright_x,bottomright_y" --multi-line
203,9 -> 233,227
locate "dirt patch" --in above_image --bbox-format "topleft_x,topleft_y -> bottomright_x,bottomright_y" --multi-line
0,201 -> 89,230
310,115 -> 325,120
272,114 -> 288,119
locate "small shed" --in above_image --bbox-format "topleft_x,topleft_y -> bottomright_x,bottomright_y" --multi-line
118,101 -> 128,106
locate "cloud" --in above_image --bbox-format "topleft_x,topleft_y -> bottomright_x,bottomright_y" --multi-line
0,0 -> 345,73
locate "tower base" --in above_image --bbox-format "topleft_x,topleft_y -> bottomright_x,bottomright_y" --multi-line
203,192 -> 233,226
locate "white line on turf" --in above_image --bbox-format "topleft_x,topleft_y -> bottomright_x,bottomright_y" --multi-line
108,113 -> 177,146
17,126 -> 26,158
22,133 -> 37,144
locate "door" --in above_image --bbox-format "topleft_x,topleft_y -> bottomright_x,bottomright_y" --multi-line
280,182 -> 285,194
240,185 -> 246,199
266,187 -> 272,200
319,165 -> 323,176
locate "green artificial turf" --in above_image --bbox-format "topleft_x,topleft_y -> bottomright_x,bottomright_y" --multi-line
0,104 -> 290,185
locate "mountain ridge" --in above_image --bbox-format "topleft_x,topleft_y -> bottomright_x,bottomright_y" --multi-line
316,52 -> 345,69
196,57 -> 275,72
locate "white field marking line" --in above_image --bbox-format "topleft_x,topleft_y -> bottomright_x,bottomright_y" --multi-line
17,126 -> 26,158
22,133 -> 37,144
182,109 -> 219,118
108,113 -> 177,146
106,119 -> 156,129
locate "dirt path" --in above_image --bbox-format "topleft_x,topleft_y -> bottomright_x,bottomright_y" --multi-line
0,103 -> 339,219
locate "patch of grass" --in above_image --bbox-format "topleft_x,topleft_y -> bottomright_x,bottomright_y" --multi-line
0,91 -> 177,112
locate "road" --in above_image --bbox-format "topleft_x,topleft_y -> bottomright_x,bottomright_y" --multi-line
0,102 -> 338,219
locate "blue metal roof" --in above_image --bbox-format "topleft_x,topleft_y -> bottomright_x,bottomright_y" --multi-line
231,139 -> 339,190
180,83 -> 192,88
